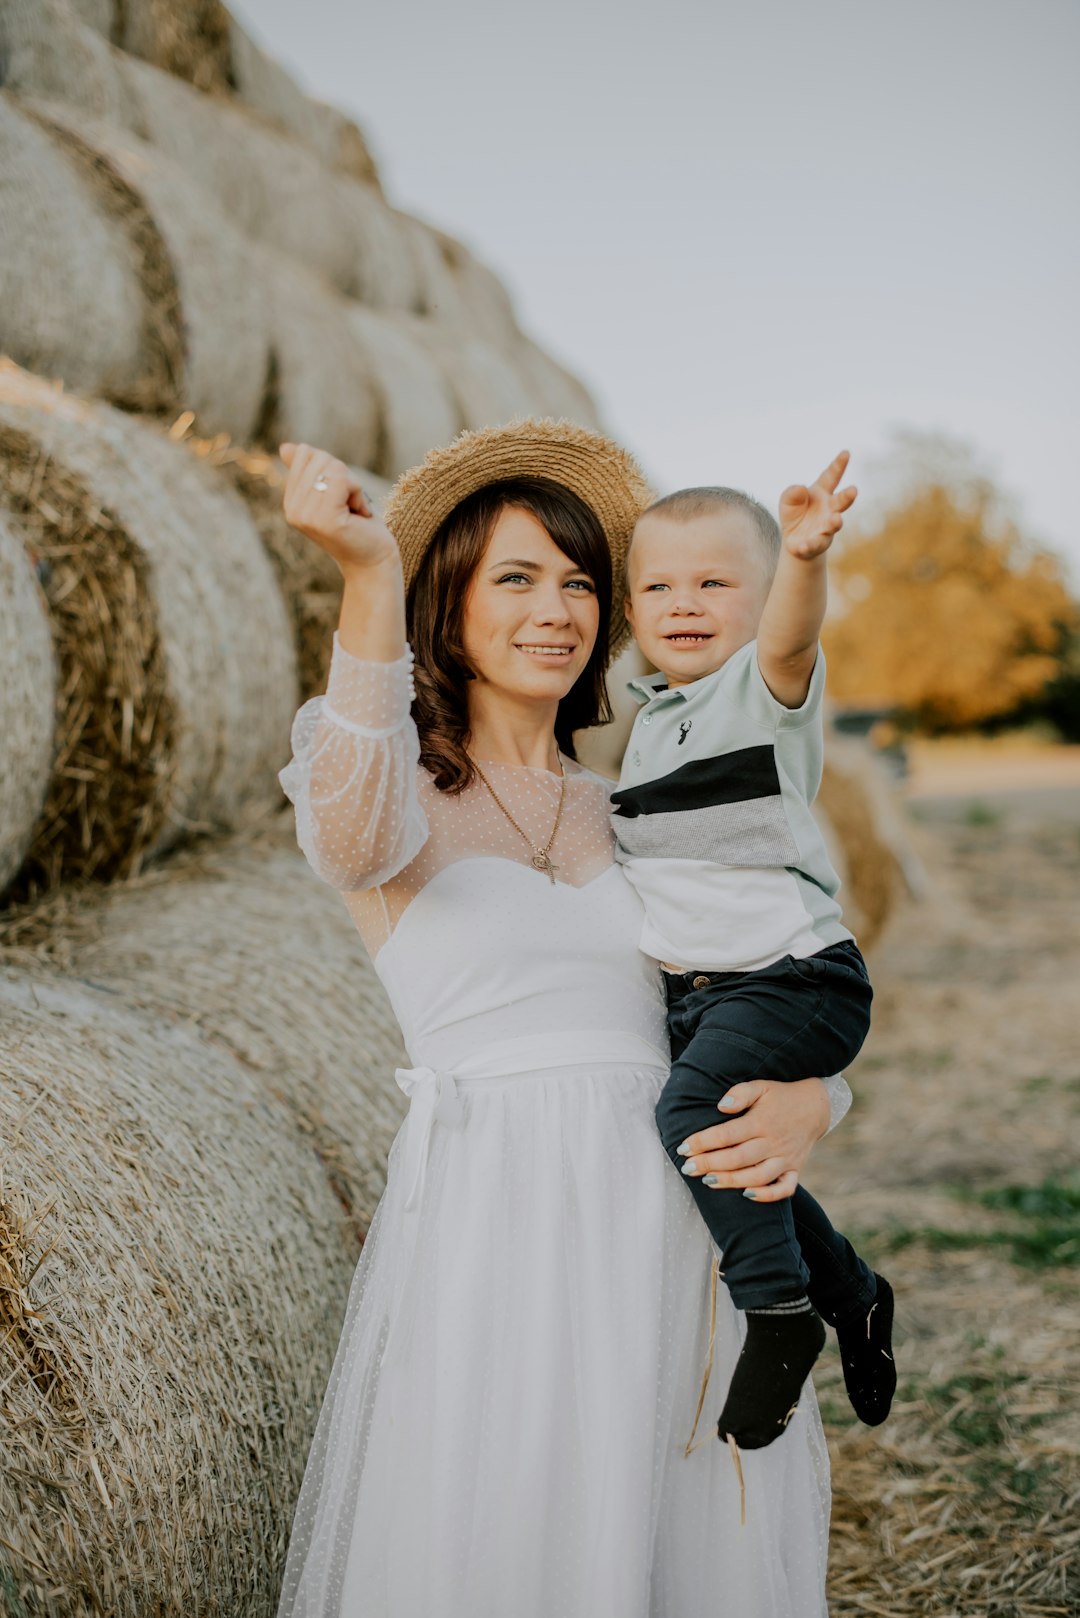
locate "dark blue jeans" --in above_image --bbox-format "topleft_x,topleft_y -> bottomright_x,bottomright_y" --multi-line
657,940 -> 878,1321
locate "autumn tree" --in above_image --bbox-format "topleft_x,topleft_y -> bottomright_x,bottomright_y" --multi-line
822,434 -> 1078,731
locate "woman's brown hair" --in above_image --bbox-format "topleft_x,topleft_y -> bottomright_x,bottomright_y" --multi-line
407,477 -> 614,792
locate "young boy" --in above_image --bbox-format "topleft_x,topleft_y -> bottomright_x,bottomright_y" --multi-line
612,451 -> 896,1451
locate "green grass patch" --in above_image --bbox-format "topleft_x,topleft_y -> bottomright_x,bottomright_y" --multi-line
900,1343 -> 1058,1512
963,798 -> 1005,827
850,1175 -> 1080,1272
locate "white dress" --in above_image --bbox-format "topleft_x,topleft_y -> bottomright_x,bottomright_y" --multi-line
275,634 -> 847,1618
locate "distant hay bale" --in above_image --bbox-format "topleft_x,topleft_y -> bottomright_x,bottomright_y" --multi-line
0,964 -> 358,1617
0,95 -> 150,406
347,307 -> 461,478
431,330 -> 538,431
0,0 -> 147,131
65,0 -> 115,38
25,98 -> 271,440
0,515 -> 56,895
172,425 -> 390,701
2,830 -> 411,1237
112,0 -> 233,95
817,744 -> 905,949
514,335 -> 603,429
397,213 -> 470,325
256,249 -> 381,469
403,316 -> 551,431
61,0 -> 383,187
122,55 -> 414,309
227,16 -> 382,188
343,181 -> 421,310
0,364 -> 297,899
435,231 -> 520,348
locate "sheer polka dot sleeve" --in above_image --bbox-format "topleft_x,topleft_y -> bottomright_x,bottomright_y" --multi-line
822,1072 -> 852,1133
278,633 -> 429,891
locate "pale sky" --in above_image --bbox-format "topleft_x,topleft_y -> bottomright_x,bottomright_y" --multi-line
233,0 -> 1079,584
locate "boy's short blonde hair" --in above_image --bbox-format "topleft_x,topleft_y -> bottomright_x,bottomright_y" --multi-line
637,487 -> 781,580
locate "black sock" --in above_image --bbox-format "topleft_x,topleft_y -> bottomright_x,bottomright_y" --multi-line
836,1272 -> 896,1426
717,1303 -> 826,1450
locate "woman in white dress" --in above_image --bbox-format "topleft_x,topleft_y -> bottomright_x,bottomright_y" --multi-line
273,421 -> 849,1617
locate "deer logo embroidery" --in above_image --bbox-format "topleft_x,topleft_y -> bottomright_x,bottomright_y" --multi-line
678,720 -> 693,746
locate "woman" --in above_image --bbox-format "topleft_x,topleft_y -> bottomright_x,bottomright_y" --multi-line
274,421 -> 849,1617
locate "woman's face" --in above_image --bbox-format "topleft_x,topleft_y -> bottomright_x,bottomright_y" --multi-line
461,506 -> 600,705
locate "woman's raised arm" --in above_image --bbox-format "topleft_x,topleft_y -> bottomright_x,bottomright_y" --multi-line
276,444 -> 428,891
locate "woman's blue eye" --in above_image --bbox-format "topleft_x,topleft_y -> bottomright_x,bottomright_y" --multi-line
496,574 -> 594,591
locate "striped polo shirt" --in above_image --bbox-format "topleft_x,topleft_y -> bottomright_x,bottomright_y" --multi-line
611,639 -> 853,972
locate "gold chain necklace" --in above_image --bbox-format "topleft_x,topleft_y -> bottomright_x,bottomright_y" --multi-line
470,754 -> 567,884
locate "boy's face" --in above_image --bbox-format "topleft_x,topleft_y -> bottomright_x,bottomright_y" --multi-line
624,509 -> 771,687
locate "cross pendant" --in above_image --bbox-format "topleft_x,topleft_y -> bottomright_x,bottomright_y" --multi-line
531,851 -> 558,884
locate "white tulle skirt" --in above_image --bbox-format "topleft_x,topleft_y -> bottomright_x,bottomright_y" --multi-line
275,1048 -> 830,1617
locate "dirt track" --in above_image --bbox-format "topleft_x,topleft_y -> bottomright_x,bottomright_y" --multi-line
812,773 -> 1080,1616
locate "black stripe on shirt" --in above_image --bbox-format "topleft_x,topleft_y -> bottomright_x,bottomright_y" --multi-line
611,746 -> 781,818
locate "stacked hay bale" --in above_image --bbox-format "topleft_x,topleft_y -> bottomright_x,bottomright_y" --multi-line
0,361 -> 298,896
0,963 -> 369,1616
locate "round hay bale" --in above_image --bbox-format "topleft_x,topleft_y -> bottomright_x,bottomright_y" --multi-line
817,745 -> 905,950
0,96 -> 152,406
347,307 -> 461,478
402,317 -> 539,431
0,0 -> 147,131
26,97 -> 271,440
114,0 -> 233,95
227,16 -> 382,188
122,55 -> 414,309
397,213 -> 470,324
435,230 -> 520,347
442,335 -> 538,429
343,182 -> 420,310
65,0 -> 115,38
0,363 -> 297,897
0,514 -> 56,895
3,830 -> 411,1237
0,964 -> 357,1616
255,248 -> 381,469
514,334 -> 603,429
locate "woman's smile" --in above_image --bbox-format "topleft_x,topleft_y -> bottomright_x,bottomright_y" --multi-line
514,642 -> 577,658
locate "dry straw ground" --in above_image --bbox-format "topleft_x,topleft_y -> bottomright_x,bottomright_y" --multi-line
812,782 -> 1080,1616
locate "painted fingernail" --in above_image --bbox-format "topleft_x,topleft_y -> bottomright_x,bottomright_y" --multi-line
742,1189 -> 758,1200
676,1140 -> 692,1156
703,1174 -> 720,1188
681,1159 -> 697,1176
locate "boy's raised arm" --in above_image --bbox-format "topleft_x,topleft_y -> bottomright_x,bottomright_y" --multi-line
756,449 -> 857,709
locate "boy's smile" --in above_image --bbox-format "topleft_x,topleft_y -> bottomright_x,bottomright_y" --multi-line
624,509 -> 772,687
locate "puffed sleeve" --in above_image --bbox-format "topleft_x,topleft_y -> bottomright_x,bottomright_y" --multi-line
822,1073 -> 852,1134
278,633 -> 429,891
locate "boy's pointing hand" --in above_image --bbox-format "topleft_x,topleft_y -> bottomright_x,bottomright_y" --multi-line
779,449 -> 858,560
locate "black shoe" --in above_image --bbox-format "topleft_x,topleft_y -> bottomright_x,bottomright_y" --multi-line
836,1272 -> 896,1426
717,1308 -> 827,1450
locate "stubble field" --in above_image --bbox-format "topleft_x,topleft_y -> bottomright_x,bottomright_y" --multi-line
813,768 -> 1080,1616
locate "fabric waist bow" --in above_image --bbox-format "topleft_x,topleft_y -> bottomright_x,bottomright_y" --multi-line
393,1065 -> 466,1212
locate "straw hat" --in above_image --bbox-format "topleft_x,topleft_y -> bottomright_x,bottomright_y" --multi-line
382,418 -> 655,658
